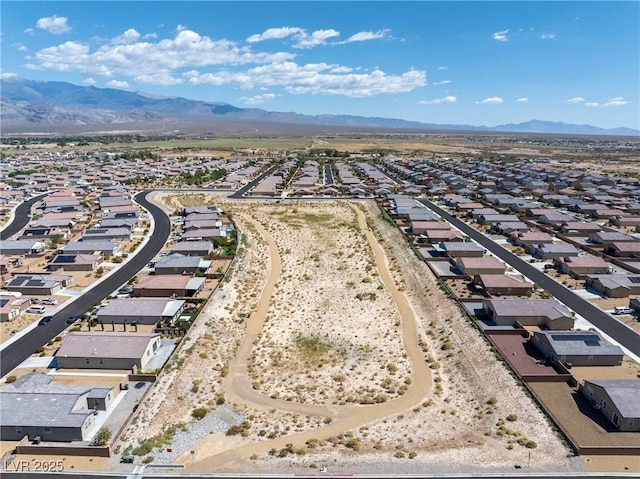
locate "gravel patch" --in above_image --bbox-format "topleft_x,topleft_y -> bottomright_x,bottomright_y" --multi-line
148,405 -> 244,464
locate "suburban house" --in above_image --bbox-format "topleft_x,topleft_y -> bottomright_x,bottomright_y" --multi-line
0,372 -> 114,442
603,242 -> 640,258
96,298 -> 185,325
483,298 -> 575,330
63,240 -> 119,258
49,254 -> 102,272
0,255 -> 23,276
82,227 -> 131,241
589,232 -> 638,245
585,274 -> 640,298
181,228 -> 226,240
55,332 -> 162,370
579,379 -> 640,432
558,222 -> 602,236
410,220 -> 451,235
171,241 -> 214,257
531,330 -> 624,367
531,243 -> 579,260
4,274 -> 72,295
555,256 -> 610,278
0,240 -> 46,256
154,253 -> 211,275
511,231 -> 554,249
0,294 -> 29,322
473,274 -> 533,296
133,274 -> 206,298
456,257 -> 506,276
441,242 -> 485,258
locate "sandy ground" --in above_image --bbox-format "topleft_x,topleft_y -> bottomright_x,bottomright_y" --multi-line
114,193 -> 582,475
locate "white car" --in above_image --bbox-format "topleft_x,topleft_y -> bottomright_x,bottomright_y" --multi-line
40,298 -> 58,305
612,307 -> 634,315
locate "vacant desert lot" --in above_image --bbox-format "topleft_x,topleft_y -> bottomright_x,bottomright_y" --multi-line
120,194 -> 582,475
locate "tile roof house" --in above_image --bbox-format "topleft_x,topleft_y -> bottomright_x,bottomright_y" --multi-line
96,298 -> 185,325
585,274 -> 640,298
555,256 -> 610,278
456,257 -> 506,276
580,379 -> 640,432
55,332 -> 162,370
154,253 -> 211,275
603,242 -> 640,258
49,254 -> 102,272
133,274 -> 205,298
531,243 -> 580,260
171,241 -> 214,257
0,372 -> 114,442
473,274 -> 533,296
532,330 -> 624,367
0,240 -> 46,256
4,274 -> 72,295
483,298 -> 575,330
63,240 -> 119,258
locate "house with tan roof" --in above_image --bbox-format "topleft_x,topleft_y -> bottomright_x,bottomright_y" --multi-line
483,298 -> 574,330
55,332 -> 161,370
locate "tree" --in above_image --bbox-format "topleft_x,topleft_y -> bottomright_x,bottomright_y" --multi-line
93,426 -> 112,446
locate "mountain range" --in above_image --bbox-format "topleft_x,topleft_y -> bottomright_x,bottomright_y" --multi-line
1,77 -> 638,136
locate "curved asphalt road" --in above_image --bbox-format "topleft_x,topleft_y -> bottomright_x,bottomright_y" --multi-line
417,198 -> 640,357
0,193 -> 49,241
0,190 -> 171,378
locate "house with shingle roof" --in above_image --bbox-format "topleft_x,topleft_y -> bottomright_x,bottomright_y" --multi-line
580,379 -> 640,432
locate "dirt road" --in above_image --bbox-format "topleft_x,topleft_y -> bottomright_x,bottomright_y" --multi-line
182,205 -> 433,472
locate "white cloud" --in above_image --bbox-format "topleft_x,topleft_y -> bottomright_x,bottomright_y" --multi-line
491,30 -> 509,42
294,29 -> 340,49
476,97 -> 503,104
142,33 -> 157,40
240,93 -> 276,105
433,80 -> 450,86
12,43 -> 28,52
82,77 -> 97,85
516,97 -> 529,103
247,27 -> 305,43
112,28 -> 141,45
540,33 -> 556,40
27,30 -> 295,77
420,96 -> 456,105
186,63 -> 426,98
23,28 -> 34,35
437,66 -> 448,70
106,79 -> 129,88
36,15 -> 71,35
134,72 -> 183,85
0,72 -> 18,79
341,29 -> 390,44
584,102 -> 599,107
602,97 -> 628,107
566,97 -> 585,104
26,27 -> 426,97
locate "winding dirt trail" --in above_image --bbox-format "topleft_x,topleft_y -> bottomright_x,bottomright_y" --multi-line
182,204 -> 432,472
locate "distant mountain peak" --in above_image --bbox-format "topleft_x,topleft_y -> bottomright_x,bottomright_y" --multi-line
1,77 -> 638,136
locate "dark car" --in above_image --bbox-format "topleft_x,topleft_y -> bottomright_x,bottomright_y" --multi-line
38,315 -> 53,326
67,314 -> 82,324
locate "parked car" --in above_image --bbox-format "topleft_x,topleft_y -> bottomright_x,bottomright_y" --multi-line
613,307 -> 634,315
40,298 -> 58,305
26,306 -> 46,315
38,315 -> 53,325
67,314 -> 82,324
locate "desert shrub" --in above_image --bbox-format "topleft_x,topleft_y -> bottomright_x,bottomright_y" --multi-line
506,414 -> 518,422
5,375 -> 17,384
191,407 -> 207,419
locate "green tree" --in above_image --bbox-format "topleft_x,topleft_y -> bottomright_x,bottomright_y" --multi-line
93,426 -> 112,446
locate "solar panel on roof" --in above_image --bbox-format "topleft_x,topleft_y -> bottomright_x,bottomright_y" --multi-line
26,279 -> 45,287
584,339 -> 601,347
54,255 -> 76,263
628,277 -> 640,284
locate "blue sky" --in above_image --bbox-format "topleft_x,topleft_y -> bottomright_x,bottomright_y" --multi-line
1,1 -> 638,129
